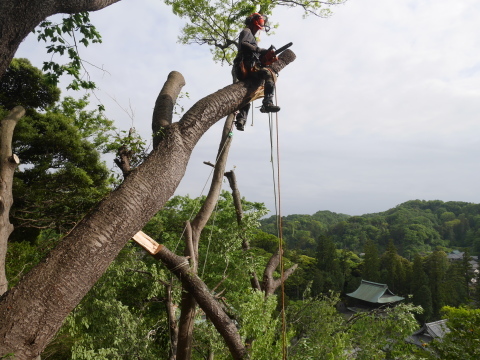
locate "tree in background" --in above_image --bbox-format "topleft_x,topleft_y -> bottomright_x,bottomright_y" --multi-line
361,238 -> 380,282
287,293 -> 348,359
424,250 -> 448,318
10,95 -> 115,239
411,254 -> 433,323
316,235 -> 343,293
0,58 -> 60,110
347,302 -> 421,359
380,239 -> 411,295
287,292 -> 421,360
0,59 -> 115,241
443,260 -> 469,308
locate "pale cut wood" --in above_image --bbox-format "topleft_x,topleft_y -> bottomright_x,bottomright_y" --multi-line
8,154 -> 19,164
132,231 -> 163,255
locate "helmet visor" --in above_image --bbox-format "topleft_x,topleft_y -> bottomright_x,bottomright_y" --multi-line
260,15 -> 270,32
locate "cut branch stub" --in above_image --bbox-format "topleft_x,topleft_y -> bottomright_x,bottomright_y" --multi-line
8,154 -> 19,164
152,71 -> 186,148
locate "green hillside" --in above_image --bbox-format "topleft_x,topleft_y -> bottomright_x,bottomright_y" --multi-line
260,200 -> 480,257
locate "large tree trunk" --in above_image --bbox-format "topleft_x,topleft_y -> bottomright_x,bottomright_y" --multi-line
0,0 -> 122,81
0,106 -> 25,295
0,52 -> 295,359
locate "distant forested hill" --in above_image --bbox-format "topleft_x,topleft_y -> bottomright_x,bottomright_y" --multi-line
260,200 -> 480,257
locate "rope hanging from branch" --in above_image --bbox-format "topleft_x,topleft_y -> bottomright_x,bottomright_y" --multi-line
268,90 -> 288,359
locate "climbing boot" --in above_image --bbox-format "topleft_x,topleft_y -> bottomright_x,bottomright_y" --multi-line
235,118 -> 246,131
260,97 -> 280,113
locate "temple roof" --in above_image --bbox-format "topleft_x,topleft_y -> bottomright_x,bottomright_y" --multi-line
406,320 -> 449,348
346,280 -> 404,304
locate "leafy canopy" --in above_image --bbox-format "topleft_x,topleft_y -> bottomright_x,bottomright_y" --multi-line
165,0 -> 347,64
0,58 -> 60,110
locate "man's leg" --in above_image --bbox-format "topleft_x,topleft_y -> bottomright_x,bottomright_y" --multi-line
259,69 -> 280,113
235,103 -> 250,131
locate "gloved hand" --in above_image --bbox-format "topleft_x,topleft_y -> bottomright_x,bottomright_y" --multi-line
256,47 -> 268,55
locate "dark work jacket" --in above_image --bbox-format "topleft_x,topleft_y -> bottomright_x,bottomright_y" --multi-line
233,28 -> 263,79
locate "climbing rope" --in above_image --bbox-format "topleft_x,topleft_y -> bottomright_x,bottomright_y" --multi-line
268,88 -> 288,360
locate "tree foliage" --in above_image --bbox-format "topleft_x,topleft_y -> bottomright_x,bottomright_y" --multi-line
261,200 -> 480,256
9,95 -> 115,238
422,306 -> 480,360
0,59 -> 116,240
0,58 -> 60,110
36,12 -> 102,90
165,0 -> 347,63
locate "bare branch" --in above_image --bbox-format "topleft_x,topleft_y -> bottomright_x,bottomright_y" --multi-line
152,71 -> 186,148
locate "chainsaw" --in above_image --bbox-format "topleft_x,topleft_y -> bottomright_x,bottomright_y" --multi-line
259,42 -> 293,66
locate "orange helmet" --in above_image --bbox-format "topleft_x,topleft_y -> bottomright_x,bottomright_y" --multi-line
245,13 -> 269,32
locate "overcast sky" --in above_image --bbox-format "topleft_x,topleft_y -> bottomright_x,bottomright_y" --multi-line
15,0 -> 480,217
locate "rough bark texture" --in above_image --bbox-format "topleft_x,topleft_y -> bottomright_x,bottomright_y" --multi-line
165,282 -> 178,360
0,0 -> 122,81
0,106 -> 25,296
0,52 -> 295,359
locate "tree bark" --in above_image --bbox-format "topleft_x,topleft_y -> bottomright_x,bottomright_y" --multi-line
0,0 -> 122,81
0,106 -> 25,296
165,281 -> 178,360
0,52 -> 295,359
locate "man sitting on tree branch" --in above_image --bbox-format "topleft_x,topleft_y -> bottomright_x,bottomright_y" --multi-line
233,13 -> 281,131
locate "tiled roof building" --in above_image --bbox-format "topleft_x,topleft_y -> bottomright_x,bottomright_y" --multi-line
406,320 -> 449,349
346,280 -> 404,306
